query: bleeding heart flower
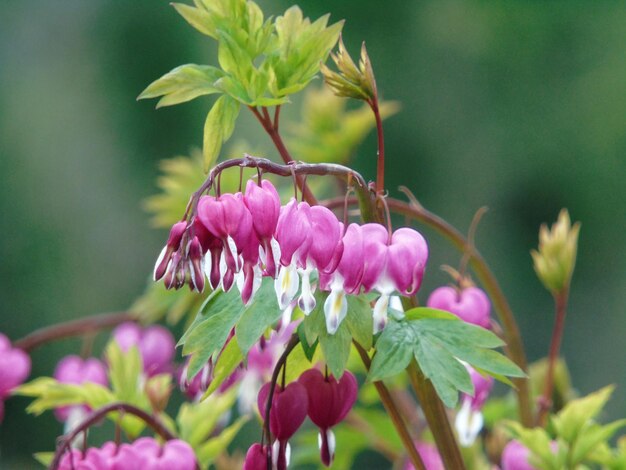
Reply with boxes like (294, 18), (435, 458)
(53, 355), (108, 422)
(153, 221), (187, 282)
(454, 365), (494, 447)
(258, 381), (309, 470)
(133, 437), (197, 470)
(243, 443), (271, 470)
(387, 227), (428, 297)
(427, 286), (491, 329)
(298, 369), (358, 466)
(112, 322), (175, 377)
(501, 440), (538, 470)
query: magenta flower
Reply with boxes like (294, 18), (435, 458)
(454, 365), (494, 446)
(244, 179), (281, 278)
(501, 440), (538, 470)
(387, 227), (429, 297)
(53, 355), (108, 422)
(0, 334), (31, 423)
(133, 437), (197, 470)
(320, 223), (365, 334)
(112, 322), (175, 377)
(298, 369), (358, 466)
(243, 443), (271, 470)
(258, 381), (309, 470)
(59, 442), (138, 470)
(427, 286), (491, 329)
(296, 206), (343, 314)
(274, 198), (313, 310)
(404, 442), (445, 470)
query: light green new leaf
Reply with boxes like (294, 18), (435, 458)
(571, 420), (626, 465)
(197, 416), (248, 467)
(138, 64), (224, 108)
(552, 385), (614, 443)
(33, 452), (54, 467)
(172, 3), (218, 39)
(203, 94), (240, 171)
(177, 388), (238, 447)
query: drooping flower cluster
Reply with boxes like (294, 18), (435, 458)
(0, 333), (31, 423)
(248, 369), (358, 469)
(58, 437), (197, 470)
(154, 179), (429, 334)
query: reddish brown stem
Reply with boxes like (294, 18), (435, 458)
(248, 106), (317, 205)
(353, 341), (426, 470)
(536, 290), (568, 426)
(14, 312), (134, 353)
(50, 402), (175, 470)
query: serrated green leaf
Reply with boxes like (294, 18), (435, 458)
(235, 278), (281, 353)
(202, 337), (243, 398)
(346, 294), (373, 350)
(202, 94), (240, 171)
(553, 385), (615, 444)
(368, 321), (414, 382)
(178, 387), (238, 447)
(138, 64), (224, 107)
(572, 420), (626, 465)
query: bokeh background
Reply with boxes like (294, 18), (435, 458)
(1, 0), (625, 467)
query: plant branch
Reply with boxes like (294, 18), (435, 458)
(50, 402), (175, 470)
(14, 312), (135, 353)
(407, 362), (466, 469)
(353, 341), (426, 470)
(263, 334), (300, 448)
(536, 289), (569, 426)
(248, 106), (317, 205)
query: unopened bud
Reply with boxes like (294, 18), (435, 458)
(531, 209), (580, 294)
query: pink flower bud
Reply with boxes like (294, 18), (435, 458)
(275, 198), (313, 267)
(243, 443), (271, 470)
(427, 286), (491, 329)
(153, 221), (187, 281)
(0, 334), (31, 399)
(186, 236), (205, 292)
(501, 440), (538, 470)
(298, 369), (358, 466)
(112, 323), (175, 377)
(53, 355), (108, 422)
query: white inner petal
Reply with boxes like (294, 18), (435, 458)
(372, 294), (390, 334)
(275, 263), (300, 310)
(324, 287), (348, 335)
(297, 267), (316, 314)
(454, 399), (484, 447)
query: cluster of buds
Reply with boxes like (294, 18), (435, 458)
(246, 368), (357, 469)
(0, 334), (31, 423)
(154, 178), (429, 334)
(58, 437), (197, 470)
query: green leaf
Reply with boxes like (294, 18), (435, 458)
(235, 278), (281, 353)
(138, 64), (224, 108)
(33, 452), (54, 467)
(297, 322), (318, 362)
(202, 94), (240, 171)
(553, 385), (615, 444)
(284, 342), (318, 383)
(345, 294), (373, 350)
(504, 421), (560, 470)
(197, 416), (248, 466)
(571, 420), (626, 465)
(177, 388), (238, 447)
(203, 336), (244, 397)
(368, 320), (415, 382)
(369, 312), (523, 407)
(172, 3), (218, 39)
(319, 320), (352, 379)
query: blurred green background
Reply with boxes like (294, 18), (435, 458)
(1, 0), (624, 467)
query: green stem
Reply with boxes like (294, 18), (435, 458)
(371, 100), (385, 194)
(354, 342), (426, 470)
(536, 289), (569, 426)
(407, 362), (466, 469)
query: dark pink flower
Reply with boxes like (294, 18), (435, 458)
(298, 369), (358, 466)
(404, 442), (444, 470)
(243, 443), (271, 470)
(427, 286), (491, 329)
(501, 440), (537, 470)
(0, 334), (31, 423)
(386, 228), (428, 297)
(258, 381), (309, 470)
(133, 437), (197, 470)
(244, 179), (281, 278)
(153, 221), (187, 282)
